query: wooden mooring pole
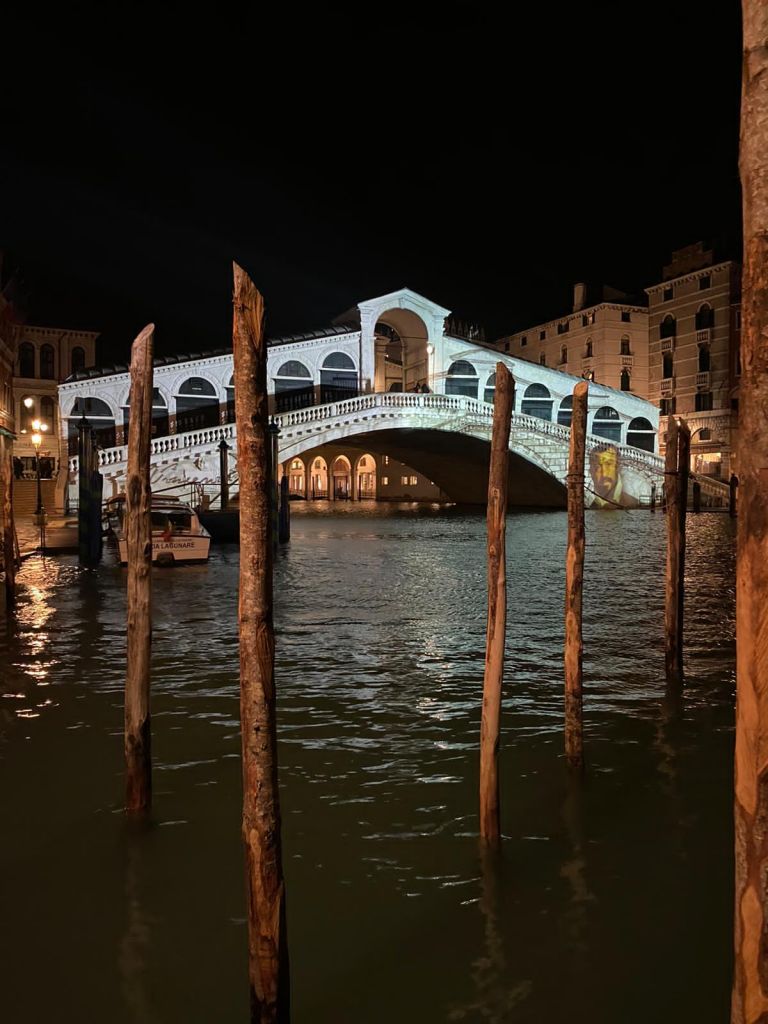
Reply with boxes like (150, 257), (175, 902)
(232, 263), (289, 1022)
(124, 324), (155, 813)
(1, 433), (15, 605)
(732, 5), (768, 1018)
(729, 473), (738, 518)
(664, 416), (690, 685)
(479, 363), (513, 845)
(279, 474), (290, 544)
(565, 381), (588, 769)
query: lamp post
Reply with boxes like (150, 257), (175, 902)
(31, 418), (49, 517)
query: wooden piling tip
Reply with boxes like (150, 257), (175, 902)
(131, 324), (155, 350)
(573, 380), (589, 398)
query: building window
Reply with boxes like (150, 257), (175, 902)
(557, 395), (573, 427)
(698, 345), (711, 372)
(584, 340), (593, 358)
(660, 315), (676, 339)
(627, 417), (656, 453)
(620, 369), (631, 391)
(620, 336), (631, 355)
(695, 391), (713, 411)
(695, 303), (715, 330)
(539, 353), (546, 366)
(484, 372), (497, 405)
(539, 330), (546, 341)
(40, 396), (55, 430)
(445, 360), (478, 398)
(559, 346), (567, 365)
(621, 311), (631, 323)
(400, 475), (409, 485)
(504, 341), (510, 353)
(521, 383), (553, 421)
(663, 286), (674, 302)
(520, 336), (527, 347)
(71, 347), (86, 374)
(662, 352), (674, 378)
(18, 342), (35, 378)
(592, 405), (622, 443)
(582, 311), (595, 327)
(557, 321), (569, 335)
(409, 476), (418, 486)
(660, 397), (676, 415)
(699, 274), (711, 290)
(383, 455), (389, 465)
(381, 476), (389, 486)
(40, 344), (55, 380)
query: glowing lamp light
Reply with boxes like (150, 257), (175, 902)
(31, 432), (42, 448)
(32, 419), (41, 431)
(426, 344), (434, 356)
(23, 396), (34, 409)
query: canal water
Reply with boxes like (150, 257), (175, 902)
(0, 506), (735, 1023)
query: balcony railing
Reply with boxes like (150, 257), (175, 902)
(621, 355), (634, 368)
(696, 328), (712, 344)
(661, 337), (675, 353)
(661, 377), (675, 395)
(696, 371), (711, 388)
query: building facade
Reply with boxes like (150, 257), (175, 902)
(14, 324), (99, 477)
(492, 284), (650, 398)
(645, 243), (741, 480)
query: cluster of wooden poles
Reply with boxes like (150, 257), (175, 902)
(478, 368), (699, 847)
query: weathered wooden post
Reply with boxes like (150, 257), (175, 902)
(89, 435), (103, 564)
(78, 414), (92, 563)
(479, 363), (513, 845)
(279, 474), (290, 544)
(268, 420), (280, 554)
(1, 434), (15, 605)
(124, 324), (155, 814)
(732, 6), (768, 1018)
(729, 473), (738, 518)
(692, 479), (701, 513)
(232, 263), (289, 1022)
(664, 416), (690, 684)
(650, 482), (656, 513)
(219, 438), (230, 510)
(564, 381), (588, 769)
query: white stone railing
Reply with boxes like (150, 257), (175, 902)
(69, 393), (663, 479)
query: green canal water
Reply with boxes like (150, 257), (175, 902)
(0, 505), (736, 1023)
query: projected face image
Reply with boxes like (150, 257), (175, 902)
(591, 446), (619, 498)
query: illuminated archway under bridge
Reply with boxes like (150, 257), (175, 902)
(69, 392), (669, 508)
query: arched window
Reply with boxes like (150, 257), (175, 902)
(592, 405), (622, 443)
(176, 377), (220, 432)
(483, 372), (496, 405)
(123, 387), (169, 440)
(18, 342), (35, 378)
(225, 375), (235, 423)
(320, 352), (358, 402)
(620, 369), (631, 391)
(557, 395), (573, 427)
(40, 396), (55, 430)
(627, 417), (656, 453)
(584, 339), (593, 358)
(521, 383), (552, 421)
(275, 360), (313, 412)
(71, 347), (86, 374)
(663, 352), (674, 379)
(560, 345), (568, 365)
(40, 344), (55, 380)
(695, 303), (715, 330)
(698, 345), (711, 372)
(445, 360), (479, 398)
(660, 315), (676, 339)
(67, 397), (116, 453)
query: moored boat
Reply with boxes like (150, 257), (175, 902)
(105, 494), (211, 565)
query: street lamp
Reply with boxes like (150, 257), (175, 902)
(31, 418), (49, 517)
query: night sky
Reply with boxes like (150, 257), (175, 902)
(0, 1), (743, 363)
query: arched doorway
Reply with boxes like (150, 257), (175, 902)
(355, 453), (377, 499)
(275, 359), (314, 412)
(122, 387), (170, 441)
(373, 308), (430, 393)
(287, 458), (306, 496)
(175, 377), (220, 432)
(67, 397), (116, 454)
(331, 455), (352, 499)
(321, 353), (358, 403)
(445, 360), (479, 398)
(309, 456), (328, 499)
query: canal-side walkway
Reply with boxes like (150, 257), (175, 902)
(15, 515), (79, 558)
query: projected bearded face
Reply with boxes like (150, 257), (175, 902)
(591, 446), (619, 497)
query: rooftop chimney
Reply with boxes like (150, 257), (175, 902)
(573, 282), (587, 313)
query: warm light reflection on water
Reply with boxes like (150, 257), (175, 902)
(0, 507), (736, 1023)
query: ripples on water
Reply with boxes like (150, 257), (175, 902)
(0, 505), (736, 1023)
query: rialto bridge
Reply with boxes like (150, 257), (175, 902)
(58, 287), (668, 509)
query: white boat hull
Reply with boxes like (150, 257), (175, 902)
(117, 534), (211, 564)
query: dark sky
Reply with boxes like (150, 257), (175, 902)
(0, 1), (743, 363)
